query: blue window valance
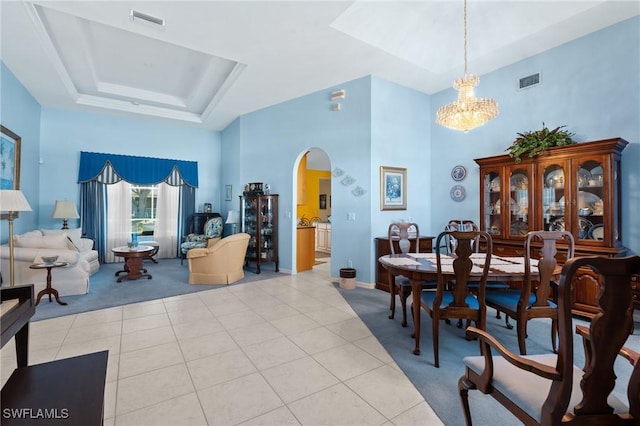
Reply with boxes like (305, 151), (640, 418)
(78, 152), (198, 187)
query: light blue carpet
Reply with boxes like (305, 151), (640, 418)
(32, 258), (283, 321)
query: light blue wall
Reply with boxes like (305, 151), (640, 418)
(430, 15), (640, 255)
(0, 63), (41, 238)
(370, 77), (431, 281)
(222, 76), (373, 277)
(38, 108), (222, 229)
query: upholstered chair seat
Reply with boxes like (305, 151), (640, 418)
(187, 233), (250, 285)
(180, 216), (223, 264)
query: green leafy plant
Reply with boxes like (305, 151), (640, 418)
(506, 123), (575, 163)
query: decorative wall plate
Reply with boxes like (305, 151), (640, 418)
(352, 186), (366, 196)
(451, 165), (466, 181)
(450, 185), (466, 202)
(341, 175), (355, 186)
(332, 167), (345, 177)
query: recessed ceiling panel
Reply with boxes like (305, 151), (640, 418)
(35, 4), (242, 116)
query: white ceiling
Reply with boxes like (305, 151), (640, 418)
(1, 1), (638, 131)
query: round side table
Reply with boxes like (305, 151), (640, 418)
(29, 261), (69, 306)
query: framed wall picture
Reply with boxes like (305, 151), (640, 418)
(380, 166), (407, 210)
(225, 185), (232, 201)
(1, 125), (21, 191)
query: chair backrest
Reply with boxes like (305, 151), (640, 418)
(388, 222), (419, 255)
(434, 230), (492, 308)
(444, 220), (480, 254)
(524, 230), (574, 307)
(545, 255), (640, 424)
(204, 217), (224, 238)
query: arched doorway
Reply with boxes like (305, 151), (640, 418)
(294, 148), (331, 273)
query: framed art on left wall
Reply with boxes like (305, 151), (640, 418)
(380, 166), (407, 210)
(1, 125), (21, 190)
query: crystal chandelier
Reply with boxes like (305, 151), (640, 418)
(436, 0), (498, 132)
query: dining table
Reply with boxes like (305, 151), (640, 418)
(379, 252), (551, 355)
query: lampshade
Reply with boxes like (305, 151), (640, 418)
(52, 200), (80, 219)
(226, 210), (239, 224)
(0, 190), (32, 213)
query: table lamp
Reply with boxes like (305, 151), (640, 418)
(52, 200), (79, 229)
(226, 210), (239, 235)
(0, 190), (32, 286)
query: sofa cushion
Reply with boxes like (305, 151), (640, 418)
(42, 228), (83, 250)
(14, 233), (68, 249)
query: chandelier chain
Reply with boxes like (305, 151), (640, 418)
(463, 0), (468, 75)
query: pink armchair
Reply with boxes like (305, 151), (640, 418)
(187, 233), (250, 285)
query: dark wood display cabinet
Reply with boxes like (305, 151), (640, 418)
(240, 194), (278, 274)
(475, 138), (629, 317)
(374, 235), (434, 292)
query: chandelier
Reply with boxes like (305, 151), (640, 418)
(436, 0), (498, 132)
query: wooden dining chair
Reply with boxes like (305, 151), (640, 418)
(459, 255), (640, 425)
(445, 220), (508, 328)
(484, 230), (574, 355)
(387, 222), (436, 327)
(418, 230), (492, 367)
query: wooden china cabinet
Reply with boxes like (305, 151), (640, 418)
(475, 138), (629, 316)
(240, 194), (279, 274)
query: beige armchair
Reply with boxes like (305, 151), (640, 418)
(187, 233), (250, 285)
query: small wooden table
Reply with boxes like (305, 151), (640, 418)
(111, 246), (153, 282)
(29, 262), (69, 306)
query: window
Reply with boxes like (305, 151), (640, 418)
(131, 185), (158, 235)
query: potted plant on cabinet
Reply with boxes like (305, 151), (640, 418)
(506, 123), (575, 163)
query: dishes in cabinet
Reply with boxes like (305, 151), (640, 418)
(577, 168), (592, 188)
(578, 218), (593, 239)
(550, 217), (565, 231)
(545, 169), (564, 189)
(510, 219), (528, 236)
(510, 173), (528, 190)
(588, 224), (604, 240)
(492, 198), (518, 214)
(489, 176), (500, 192)
(590, 166), (603, 175)
(559, 191), (602, 211)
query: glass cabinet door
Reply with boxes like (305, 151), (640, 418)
(574, 158), (605, 242)
(541, 162), (567, 232)
(508, 167), (530, 238)
(483, 169), (502, 236)
(260, 196), (277, 260)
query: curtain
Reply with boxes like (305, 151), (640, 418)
(154, 182), (180, 258)
(179, 185), (196, 245)
(105, 181), (132, 263)
(80, 181), (108, 263)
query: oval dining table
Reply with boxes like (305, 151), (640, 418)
(378, 253), (556, 356)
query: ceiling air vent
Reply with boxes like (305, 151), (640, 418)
(130, 10), (165, 28)
(519, 73), (540, 90)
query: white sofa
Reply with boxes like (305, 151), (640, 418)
(0, 228), (99, 296)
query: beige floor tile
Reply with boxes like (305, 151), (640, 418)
(227, 321), (284, 348)
(63, 320), (122, 344)
(288, 326), (348, 355)
(261, 356), (339, 403)
(29, 328), (68, 351)
(242, 336), (308, 370)
(251, 303), (302, 321)
(103, 379), (117, 421)
(288, 383), (386, 426)
(196, 287), (237, 305)
(116, 363), (194, 416)
(116, 392), (208, 426)
(353, 335), (395, 364)
(186, 347), (256, 390)
(345, 364), (425, 419)
(179, 329), (238, 362)
(122, 300), (167, 319)
(120, 325), (176, 353)
(172, 317), (225, 341)
(313, 342), (384, 381)
(167, 305), (215, 326)
(206, 298), (251, 316)
(122, 312), (170, 334)
(30, 315), (74, 334)
(57, 334), (121, 359)
(197, 372), (283, 425)
(390, 401), (445, 426)
(306, 306), (358, 326)
(118, 341), (184, 379)
(270, 314), (321, 336)
(163, 295), (207, 312)
(326, 317), (373, 341)
(215, 309), (265, 331)
(73, 306), (123, 326)
(238, 406), (301, 425)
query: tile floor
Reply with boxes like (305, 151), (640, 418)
(1, 262), (443, 426)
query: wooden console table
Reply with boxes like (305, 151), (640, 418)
(1, 284), (35, 368)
